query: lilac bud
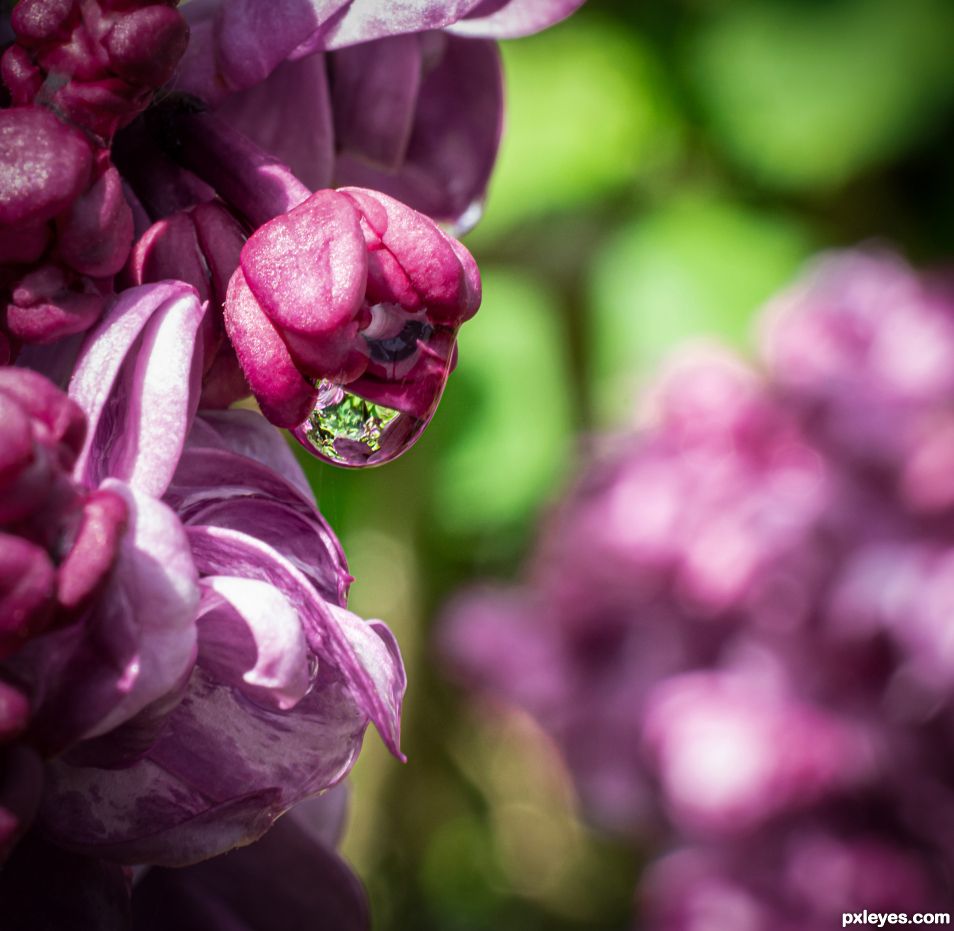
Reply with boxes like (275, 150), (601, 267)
(225, 186), (480, 465)
(0, 107), (92, 227)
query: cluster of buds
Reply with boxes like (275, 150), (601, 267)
(443, 251), (954, 927)
(1, 1), (189, 349)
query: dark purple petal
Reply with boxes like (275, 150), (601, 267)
(57, 164), (135, 278)
(0, 534), (55, 658)
(335, 35), (503, 227)
(41, 665), (363, 864)
(216, 52), (336, 192)
(21, 481), (198, 753)
(330, 35), (422, 169)
(132, 799), (369, 931)
(176, 0), (350, 102)
(0, 832), (131, 931)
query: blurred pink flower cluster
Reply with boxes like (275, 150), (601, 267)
(0, 0), (584, 925)
(443, 251), (954, 928)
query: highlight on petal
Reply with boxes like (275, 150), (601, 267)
(69, 282), (206, 497)
(197, 575), (311, 711)
(447, 0), (588, 37)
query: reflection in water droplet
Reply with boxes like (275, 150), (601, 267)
(293, 380), (429, 468)
(293, 305), (458, 468)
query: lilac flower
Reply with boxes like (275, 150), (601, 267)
(442, 250), (954, 921)
(0, 356), (199, 860)
(28, 282), (405, 866)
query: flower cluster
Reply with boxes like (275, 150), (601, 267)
(443, 251), (954, 928)
(0, 0), (585, 923)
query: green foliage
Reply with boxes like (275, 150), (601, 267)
(432, 267), (574, 534)
(686, 0), (954, 190)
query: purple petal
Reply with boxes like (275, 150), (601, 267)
(446, 0), (587, 37)
(197, 575), (311, 711)
(186, 524), (404, 758)
(168, 444), (351, 605)
(216, 52), (336, 192)
(330, 35), (422, 169)
(41, 665), (364, 865)
(188, 409), (312, 498)
(318, 0), (484, 49)
(335, 35), (503, 226)
(177, 0), (350, 102)
(69, 282), (206, 497)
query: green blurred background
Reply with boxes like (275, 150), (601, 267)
(294, 1), (954, 927)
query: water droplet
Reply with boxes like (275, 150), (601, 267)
(293, 304), (458, 467)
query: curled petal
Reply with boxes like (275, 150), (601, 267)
(187, 408), (312, 498)
(69, 282), (206, 497)
(186, 524), (405, 758)
(197, 575), (311, 711)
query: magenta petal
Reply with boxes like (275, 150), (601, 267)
(55, 488), (128, 612)
(69, 282), (206, 497)
(222, 268), (319, 427)
(447, 0), (587, 37)
(216, 52), (336, 192)
(56, 165), (134, 278)
(0, 107), (92, 226)
(341, 187), (481, 321)
(239, 189), (367, 337)
(197, 575), (311, 711)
